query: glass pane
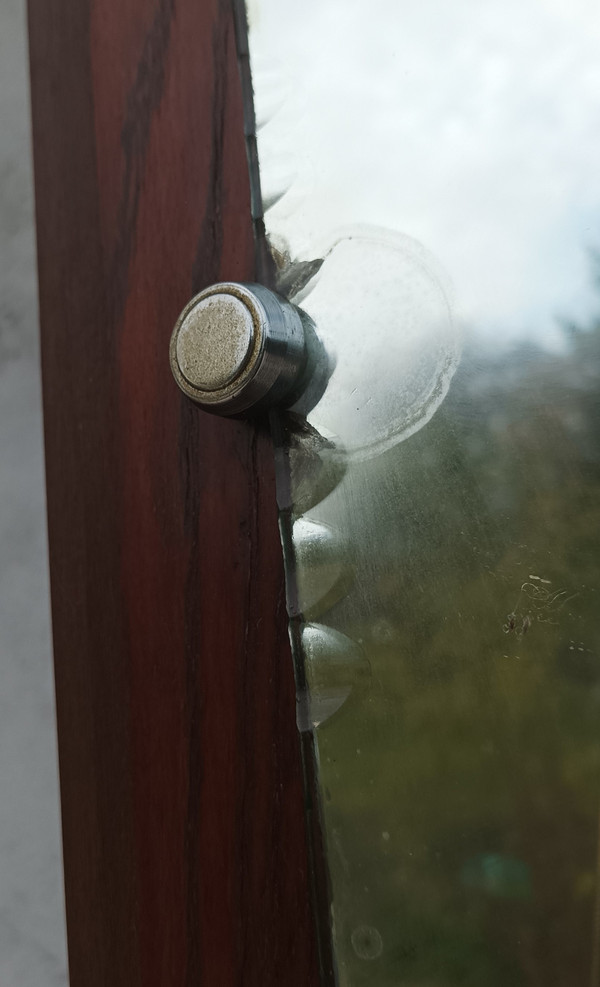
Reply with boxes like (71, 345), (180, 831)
(248, 2), (600, 984)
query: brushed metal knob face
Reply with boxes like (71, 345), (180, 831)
(175, 292), (255, 392)
(170, 282), (307, 415)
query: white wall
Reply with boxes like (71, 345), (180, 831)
(0, 1), (68, 983)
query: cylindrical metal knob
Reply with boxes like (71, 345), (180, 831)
(169, 282), (307, 415)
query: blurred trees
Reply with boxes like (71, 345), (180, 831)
(311, 312), (600, 986)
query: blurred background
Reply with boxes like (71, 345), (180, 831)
(251, 0), (600, 981)
(0, 0), (68, 982)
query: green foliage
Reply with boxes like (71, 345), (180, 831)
(311, 318), (600, 985)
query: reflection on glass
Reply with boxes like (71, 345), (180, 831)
(248, 1), (600, 984)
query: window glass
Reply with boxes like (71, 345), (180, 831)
(249, 3), (600, 983)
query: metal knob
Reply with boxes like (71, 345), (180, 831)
(169, 282), (307, 415)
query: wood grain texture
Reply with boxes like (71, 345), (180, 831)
(27, 0), (322, 983)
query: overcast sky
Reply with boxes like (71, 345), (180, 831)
(250, 0), (600, 347)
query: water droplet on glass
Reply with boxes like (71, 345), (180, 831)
(351, 924), (383, 960)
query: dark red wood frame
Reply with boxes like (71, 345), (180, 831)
(28, 0), (323, 983)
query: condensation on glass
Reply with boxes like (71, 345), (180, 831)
(247, 1), (600, 984)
